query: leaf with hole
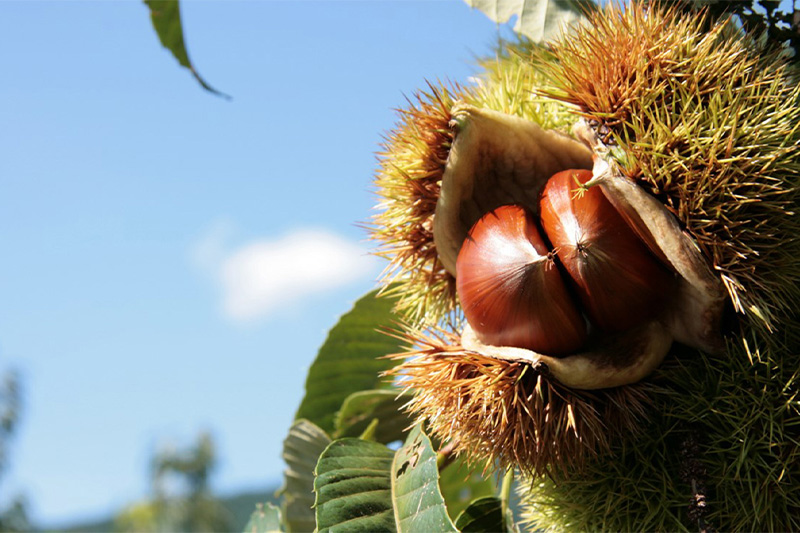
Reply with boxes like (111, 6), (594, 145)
(392, 425), (458, 532)
(312, 426), (457, 533)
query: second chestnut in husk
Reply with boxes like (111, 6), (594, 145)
(456, 168), (677, 356)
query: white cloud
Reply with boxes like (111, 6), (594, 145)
(193, 225), (378, 322)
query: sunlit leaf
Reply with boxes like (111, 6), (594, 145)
(294, 290), (402, 434)
(392, 425), (458, 532)
(143, 0), (229, 98)
(463, 0), (594, 42)
(280, 420), (331, 533)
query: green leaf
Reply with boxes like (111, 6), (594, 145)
(392, 426), (458, 533)
(454, 497), (505, 532)
(281, 420), (331, 533)
(312, 427), (457, 533)
(463, 0), (595, 42)
(439, 457), (497, 520)
(244, 502), (283, 533)
(294, 290), (402, 434)
(334, 390), (413, 443)
(314, 439), (396, 533)
(143, 0), (229, 98)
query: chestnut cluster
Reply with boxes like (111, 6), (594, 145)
(456, 169), (676, 356)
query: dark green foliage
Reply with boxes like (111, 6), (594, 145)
(670, 0), (800, 61)
(281, 289), (501, 532)
(313, 439), (396, 533)
(455, 497), (505, 533)
(438, 458), (497, 521)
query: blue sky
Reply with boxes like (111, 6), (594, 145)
(0, 0), (510, 526)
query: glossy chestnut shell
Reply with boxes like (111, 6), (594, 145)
(456, 205), (588, 355)
(456, 168), (679, 358)
(540, 169), (676, 333)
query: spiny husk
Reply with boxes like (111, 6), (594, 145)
(371, 46), (575, 326)
(386, 324), (657, 476)
(535, 2), (800, 333)
(520, 323), (800, 532)
(514, 4), (800, 530)
(371, 83), (466, 325)
(375, 4), (800, 529)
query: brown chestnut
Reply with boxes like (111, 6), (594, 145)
(456, 205), (588, 355)
(539, 169), (675, 333)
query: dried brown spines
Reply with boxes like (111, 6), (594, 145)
(371, 83), (468, 324)
(385, 324), (654, 476)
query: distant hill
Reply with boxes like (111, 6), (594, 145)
(221, 488), (281, 531)
(52, 487), (280, 533)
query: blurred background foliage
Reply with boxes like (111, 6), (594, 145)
(0, 370), (29, 532)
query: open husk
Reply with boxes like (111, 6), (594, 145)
(429, 105), (725, 390)
(375, 4), (800, 526)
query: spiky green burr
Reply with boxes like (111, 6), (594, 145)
(536, 3), (800, 334)
(372, 2), (800, 530)
(370, 48), (575, 326)
(518, 3), (800, 530)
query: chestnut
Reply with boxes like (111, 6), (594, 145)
(456, 204), (588, 355)
(539, 169), (676, 332)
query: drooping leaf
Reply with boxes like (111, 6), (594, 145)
(243, 502), (283, 533)
(454, 497), (505, 532)
(314, 438), (396, 533)
(334, 389), (413, 443)
(439, 456), (497, 520)
(392, 425), (458, 533)
(463, 0), (595, 42)
(294, 290), (402, 434)
(143, 0), (229, 98)
(280, 420), (331, 533)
